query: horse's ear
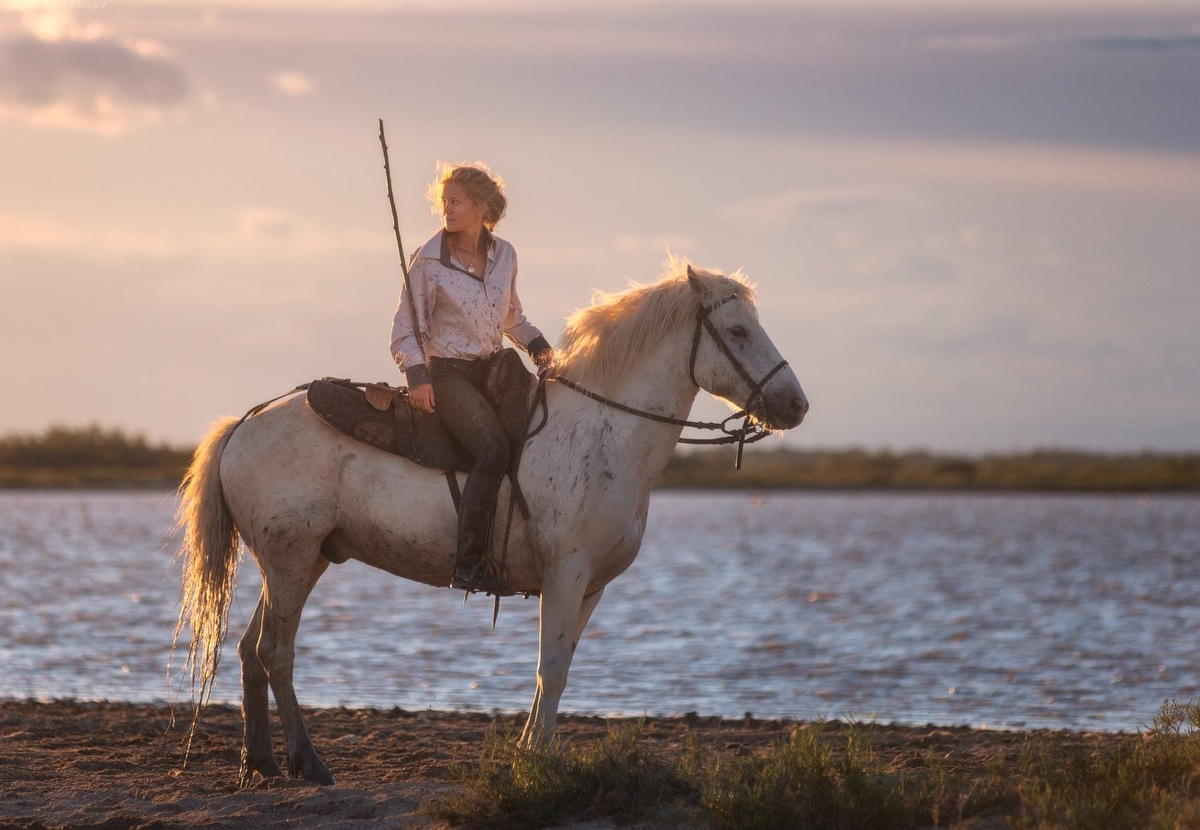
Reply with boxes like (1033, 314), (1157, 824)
(686, 265), (704, 293)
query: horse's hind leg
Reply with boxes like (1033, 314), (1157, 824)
(237, 593), (283, 786)
(257, 550), (334, 784)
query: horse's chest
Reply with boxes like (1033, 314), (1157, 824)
(582, 509), (647, 586)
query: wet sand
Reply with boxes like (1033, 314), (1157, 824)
(0, 699), (1129, 828)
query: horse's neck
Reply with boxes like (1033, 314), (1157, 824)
(601, 337), (698, 436)
(545, 334), (697, 495)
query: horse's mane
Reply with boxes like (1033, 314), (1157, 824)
(552, 255), (757, 392)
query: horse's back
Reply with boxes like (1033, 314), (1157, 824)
(220, 394), (462, 586)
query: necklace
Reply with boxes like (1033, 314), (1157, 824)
(454, 235), (480, 273)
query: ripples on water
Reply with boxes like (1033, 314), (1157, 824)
(1, 490), (1197, 731)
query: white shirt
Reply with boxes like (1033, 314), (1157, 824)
(390, 229), (546, 386)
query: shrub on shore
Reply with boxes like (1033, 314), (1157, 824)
(435, 719), (931, 828)
(432, 700), (1200, 829)
(693, 720), (913, 829)
(1009, 699), (1200, 829)
(435, 722), (688, 827)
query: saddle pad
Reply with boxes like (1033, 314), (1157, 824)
(305, 349), (537, 475)
(307, 378), (476, 472)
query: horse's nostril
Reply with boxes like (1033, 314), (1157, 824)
(791, 396), (809, 417)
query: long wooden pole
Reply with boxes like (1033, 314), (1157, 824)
(378, 119), (424, 360)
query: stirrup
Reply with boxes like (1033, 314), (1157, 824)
(451, 559), (505, 594)
(450, 559), (480, 591)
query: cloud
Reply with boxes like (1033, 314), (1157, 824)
(0, 211), (182, 259)
(880, 250), (960, 287)
(227, 208), (390, 259)
(781, 141), (1200, 196)
(925, 32), (1050, 52)
(871, 302), (1034, 356)
(1078, 31), (1200, 51)
(720, 185), (918, 226)
(270, 70), (317, 97)
(0, 10), (188, 134)
(927, 22), (1200, 54)
(237, 208), (300, 240)
(612, 232), (697, 255)
(0, 208), (385, 262)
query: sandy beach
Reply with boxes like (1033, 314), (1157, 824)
(0, 699), (1134, 829)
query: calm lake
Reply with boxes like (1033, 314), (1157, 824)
(1, 490), (1197, 732)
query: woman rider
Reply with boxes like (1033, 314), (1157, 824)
(390, 162), (553, 591)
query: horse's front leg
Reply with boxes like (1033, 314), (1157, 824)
(520, 574), (601, 748)
(522, 586), (604, 746)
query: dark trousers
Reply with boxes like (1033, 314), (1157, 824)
(428, 356), (510, 478)
(429, 356), (508, 575)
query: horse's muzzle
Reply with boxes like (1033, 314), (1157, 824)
(759, 389), (808, 430)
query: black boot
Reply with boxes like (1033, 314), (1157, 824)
(451, 472), (503, 592)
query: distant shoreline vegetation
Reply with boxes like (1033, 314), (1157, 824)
(661, 445), (1200, 492)
(0, 425), (191, 489)
(1, 425), (1198, 492)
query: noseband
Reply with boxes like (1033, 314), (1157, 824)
(542, 290), (789, 470)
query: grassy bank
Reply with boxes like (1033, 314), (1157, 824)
(0, 425), (191, 489)
(2, 699), (1196, 829)
(434, 700), (1200, 829)
(661, 446), (1200, 492)
(2, 425), (1198, 491)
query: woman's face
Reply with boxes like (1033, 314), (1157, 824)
(441, 182), (484, 234)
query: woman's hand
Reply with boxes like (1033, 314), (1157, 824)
(534, 348), (555, 372)
(410, 383), (436, 414)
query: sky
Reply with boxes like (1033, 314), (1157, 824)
(1, 0), (1198, 452)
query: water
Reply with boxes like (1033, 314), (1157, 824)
(1, 490), (1197, 732)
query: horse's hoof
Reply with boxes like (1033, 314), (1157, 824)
(290, 754), (336, 786)
(307, 767), (336, 786)
(300, 763), (335, 786)
(238, 758), (284, 789)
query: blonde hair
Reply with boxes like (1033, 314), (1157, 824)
(428, 160), (507, 230)
(554, 255), (757, 392)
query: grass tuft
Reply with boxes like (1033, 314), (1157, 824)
(1009, 699), (1200, 830)
(694, 719), (915, 830)
(432, 720), (688, 828)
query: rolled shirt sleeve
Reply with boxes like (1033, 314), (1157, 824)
(390, 251), (432, 387)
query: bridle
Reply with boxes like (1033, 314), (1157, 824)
(541, 274), (790, 470)
(688, 292), (791, 417)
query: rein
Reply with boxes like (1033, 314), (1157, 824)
(543, 292), (789, 470)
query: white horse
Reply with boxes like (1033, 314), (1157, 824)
(174, 260), (808, 785)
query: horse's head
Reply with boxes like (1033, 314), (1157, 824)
(685, 265), (808, 430)
(553, 261), (809, 431)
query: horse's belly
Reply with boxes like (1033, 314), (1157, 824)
(355, 552), (451, 589)
(334, 462), (461, 585)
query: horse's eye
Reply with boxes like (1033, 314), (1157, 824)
(730, 325), (749, 339)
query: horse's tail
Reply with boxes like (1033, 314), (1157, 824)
(170, 415), (242, 759)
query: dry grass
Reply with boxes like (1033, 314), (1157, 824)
(434, 701), (1200, 829)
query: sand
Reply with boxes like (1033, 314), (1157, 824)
(0, 699), (1129, 829)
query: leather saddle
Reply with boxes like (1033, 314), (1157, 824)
(306, 348), (538, 484)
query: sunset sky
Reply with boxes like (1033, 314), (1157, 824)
(2, 0), (1198, 452)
